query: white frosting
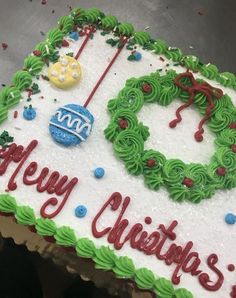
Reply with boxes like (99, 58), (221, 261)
(0, 31), (235, 298)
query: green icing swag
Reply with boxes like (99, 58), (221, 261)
(0, 193), (193, 298)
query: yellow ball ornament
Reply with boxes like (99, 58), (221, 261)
(48, 56), (82, 89)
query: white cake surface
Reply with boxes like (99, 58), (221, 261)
(0, 30), (235, 298)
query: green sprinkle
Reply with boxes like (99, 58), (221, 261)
(66, 52), (74, 57)
(127, 54), (135, 61)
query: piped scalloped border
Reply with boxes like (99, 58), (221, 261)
(0, 193), (193, 298)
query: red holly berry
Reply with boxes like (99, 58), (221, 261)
(33, 50), (42, 57)
(231, 144), (236, 153)
(62, 39), (69, 47)
(216, 167), (226, 176)
(183, 177), (194, 187)
(146, 159), (156, 168)
(142, 83), (152, 93)
(229, 122), (236, 129)
(119, 119), (128, 129)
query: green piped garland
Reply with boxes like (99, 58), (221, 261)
(104, 70), (236, 203)
(0, 193), (193, 298)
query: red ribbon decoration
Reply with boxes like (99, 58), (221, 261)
(169, 71), (224, 142)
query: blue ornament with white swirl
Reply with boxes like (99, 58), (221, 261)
(49, 104), (94, 147)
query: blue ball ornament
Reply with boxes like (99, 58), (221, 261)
(23, 105), (36, 120)
(75, 205), (87, 218)
(94, 167), (105, 179)
(49, 104), (94, 147)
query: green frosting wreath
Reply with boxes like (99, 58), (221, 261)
(104, 70), (236, 203)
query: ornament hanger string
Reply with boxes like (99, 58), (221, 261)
(74, 27), (128, 109)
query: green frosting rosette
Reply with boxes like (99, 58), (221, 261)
(181, 55), (200, 71)
(0, 105), (8, 123)
(47, 27), (64, 47)
(142, 149), (166, 175)
(165, 47), (183, 62)
(134, 268), (156, 290)
(211, 94), (234, 116)
(12, 70), (32, 91)
(35, 41), (54, 58)
(163, 159), (186, 185)
(217, 72), (236, 88)
(158, 87), (175, 106)
(151, 39), (168, 54)
(104, 108), (139, 142)
(113, 129), (144, 161)
(153, 277), (175, 298)
(200, 63), (219, 80)
(35, 218), (57, 236)
(126, 75), (161, 103)
(133, 31), (150, 46)
(83, 7), (102, 23)
(70, 7), (86, 24)
(208, 107), (236, 133)
(54, 226), (77, 247)
(215, 128), (236, 147)
(24, 56), (44, 75)
(168, 184), (190, 202)
(76, 238), (96, 258)
(184, 163), (210, 186)
(0, 86), (21, 107)
(213, 146), (236, 169)
(93, 246), (117, 270)
(113, 256), (135, 279)
(125, 155), (143, 176)
(58, 16), (74, 34)
(174, 288), (194, 298)
(117, 23), (134, 37)
(117, 86), (144, 113)
(144, 173), (164, 190)
(15, 206), (36, 226)
(101, 15), (118, 30)
(0, 194), (17, 213)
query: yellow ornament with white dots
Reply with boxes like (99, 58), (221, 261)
(48, 55), (82, 89)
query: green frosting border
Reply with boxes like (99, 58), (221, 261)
(0, 6), (235, 297)
(0, 193), (193, 298)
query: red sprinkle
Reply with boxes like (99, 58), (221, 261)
(229, 122), (236, 129)
(40, 96), (44, 99)
(5, 189), (9, 192)
(216, 167), (226, 176)
(159, 56), (165, 62)
(146, 159), (156, 168)
(62, 39), (69, 47)
(231, 144), (236, 153)
(119, 119), (128, 129)
(198, 10), (204, 16)
(183, 177), (194, 188)
(1, 43), (8, 50)
(41, 0), (47, 4)
(33, 50), (41, 57)
(13, 111), (18, 119)
(142, 83), (152, 93)
(228, 264), (235, 272)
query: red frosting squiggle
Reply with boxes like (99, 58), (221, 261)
(92, 192), (224, 292)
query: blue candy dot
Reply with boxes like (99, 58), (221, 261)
(94, 167), (105, 179)
(225, 213), (236, 225)
(69, 31), (79, 41)
(134, 52), (142, 61)
(23, 106), (36, 120)
(75, 205), (87, 218)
